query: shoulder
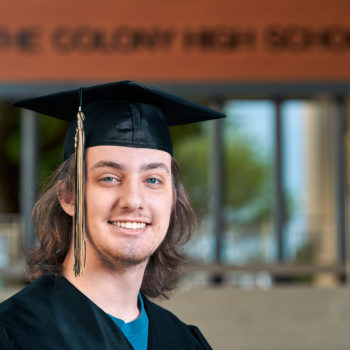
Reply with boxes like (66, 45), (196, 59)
(143, 296), (212, 349)
(0, 274), (134, 349)
(143, 296), (191, 333)
(0, 274), (56, 317)
(0, 274), (60, 349)
(143, 296), (184, 324)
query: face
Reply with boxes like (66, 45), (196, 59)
(76, 145), (173, 270)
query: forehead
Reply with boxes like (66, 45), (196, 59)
(86, 145), (172, 169)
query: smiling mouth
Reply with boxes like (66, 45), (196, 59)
(109, 221), (148, 230)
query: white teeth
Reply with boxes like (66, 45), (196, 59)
(111, 221), (147, 229)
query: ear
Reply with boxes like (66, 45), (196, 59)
(57, 183), (75, 217)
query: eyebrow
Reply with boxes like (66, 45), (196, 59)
(90, 160), (170, 174)
(90, 161), (125, 171)
(140, 162), (170, 174)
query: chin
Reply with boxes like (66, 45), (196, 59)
(94, 245), (154, 270)
(86, 230), (161, 270)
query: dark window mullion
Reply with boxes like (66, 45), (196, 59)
(274, 98), (285, 263)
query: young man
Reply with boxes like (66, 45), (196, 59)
(0, 81), (225, 349)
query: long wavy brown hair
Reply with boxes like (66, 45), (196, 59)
(27, 154), (196, 298)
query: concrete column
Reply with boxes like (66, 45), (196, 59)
(304, 98), (337, 286)
(344, 97), (350, 285)
(20, 109), (38, 248)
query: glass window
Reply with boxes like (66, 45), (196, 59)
(222, 101), (275, 264)
(171, 120), (214, 262)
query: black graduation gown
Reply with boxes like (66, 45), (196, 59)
(0, 274), (212, 349)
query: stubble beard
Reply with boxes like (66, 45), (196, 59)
(85, 230), (158, 271)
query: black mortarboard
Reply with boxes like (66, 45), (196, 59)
(13, 80), (225, 158)
(13, 80), (225, 277)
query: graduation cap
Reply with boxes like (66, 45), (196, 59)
(13, 80), (226, 276)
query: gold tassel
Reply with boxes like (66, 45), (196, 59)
(73, 106), (86, 277)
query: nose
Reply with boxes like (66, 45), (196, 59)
(117, 178), (144, 211)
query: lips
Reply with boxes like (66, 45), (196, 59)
(109, 221), (147, 229)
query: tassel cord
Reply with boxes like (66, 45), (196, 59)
(73, 110), (86, 277)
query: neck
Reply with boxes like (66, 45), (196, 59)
(62, 246), (147, 323)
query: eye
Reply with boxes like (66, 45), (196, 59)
(145, 177), (160, 185)
(100, 176), (117, 183)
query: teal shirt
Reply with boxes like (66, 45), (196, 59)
(108, 294), (149, 350)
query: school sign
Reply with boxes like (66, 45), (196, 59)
(1, 0), (350, 82)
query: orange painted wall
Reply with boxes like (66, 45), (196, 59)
(1, 0), (350, 82)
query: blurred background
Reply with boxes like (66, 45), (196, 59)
(1, 0), (350, 349)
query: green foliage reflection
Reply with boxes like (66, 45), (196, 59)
(171, 121), (271, 226)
